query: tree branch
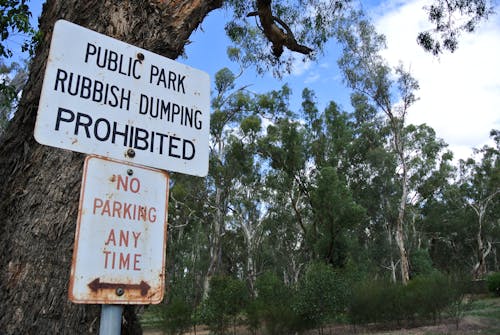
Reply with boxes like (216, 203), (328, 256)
(248, 0), (313, 58)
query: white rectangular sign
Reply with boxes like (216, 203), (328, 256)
(69, 156), (169, 304)
(35, 20), (210, 176)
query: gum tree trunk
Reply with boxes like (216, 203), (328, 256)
(0, 0), (221, 333)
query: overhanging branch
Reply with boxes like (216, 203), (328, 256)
(247, 0), (313, 58)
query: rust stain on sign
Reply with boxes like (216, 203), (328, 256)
(88, 278), (151, 296)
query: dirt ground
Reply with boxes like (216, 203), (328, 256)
(144, 315), (499, 335)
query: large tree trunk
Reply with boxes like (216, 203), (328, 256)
(0, 0), (221, 333)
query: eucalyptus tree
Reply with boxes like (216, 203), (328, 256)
(336, 13), (416, 283)
(223, 112), (268, 295)
(204, 67), (256, 297)
(421, 131), (499, 277)
(336, 11), (456, 283)
(458, 130), (499, 278)
(421, 181), (476, 275)
(259, 88), (366, 272)
(347, 92), (400, 281)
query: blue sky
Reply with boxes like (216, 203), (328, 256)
(21, 1), (500, 161)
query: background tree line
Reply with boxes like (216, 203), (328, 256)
(154, 13), (499, 331)
(153, 58), (499, 332)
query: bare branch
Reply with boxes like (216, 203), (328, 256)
(248, 0), (313, 58)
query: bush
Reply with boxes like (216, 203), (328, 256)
(405, 272), (452, 323)
(349, 273), (465, 326)
(410, 249), (436, 276)
(487, 272), (500, 296)
(254, 272), (299, 335)
(201, 275), (249, 335)
(348, 280), (404, 325)
(295, 263), (350, 329)
(158, 298), (193, 335)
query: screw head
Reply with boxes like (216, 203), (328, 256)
(116, 287), (124, 296)
(127, 169), (134, 176)
(126, 148), (135, 158)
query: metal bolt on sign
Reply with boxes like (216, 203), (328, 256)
(115, 287), (124, 296)
(126, 149), (135, 158)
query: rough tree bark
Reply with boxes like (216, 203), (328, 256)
(0, 0), (221, 333)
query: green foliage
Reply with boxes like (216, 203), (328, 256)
(405, 273), (458, 322)
(348, 273), (465, 326)
(254, 272), (299, 335)
(417, 0), (494, 55)
(214, 67), (236, 93)
(0, 0), (34, 134)
(349, 280), (403, 325)
(201, 275), (249, 335)
(0, 0), (34, 58)
(487, 272), (500, 296)
(156, 298), (193, 335)
(240, 115), (261, 136)
(295, 263), (350, 328)
(410, 249), (436, 277)
(310, 167), (365, 266)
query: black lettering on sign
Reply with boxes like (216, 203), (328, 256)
(85, 43), (142, 79)
(138, 93), (203, 129)
(54, 107), (197, 160)
(149, 64), (186, 94)
(53, 68), (131, 111)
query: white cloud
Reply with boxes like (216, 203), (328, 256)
(290, 55), (313, 76)
(374, 0), (500, 161)
(304, 72), (321, 84)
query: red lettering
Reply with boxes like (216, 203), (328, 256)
(104, 229), (116, 246)
(130, 178), (140, 193)
(103, 250), (111, 268)
(116, 174), (128, 191)
(138, 206), (146, 221)
(93, 197), (103, 214)
(116, 175), (140, 193)
(132, 231), (141, 248)
(103, 251), (141, 270)
(112, 201), (122, 218)
(119, 230), (129, 247)
(119, 253), (130, 269)
(134, 254), (141, 271)
(123, 202), (132, 219)
(103, 249), (116, 269)
(148, 207), (157, 222)
(102, 200), (111, 216)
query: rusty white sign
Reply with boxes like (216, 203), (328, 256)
(34, 20), (210, 176)
(69, 155), (169, 304)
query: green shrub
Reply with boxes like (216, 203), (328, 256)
(201, 275), (249, 335)
(158, 298), (193, 335)
(349, 273), (464, 326)
(410, 249), (436, 276)
(295, 262), (351, 329)
(349, 280), (404, 325)
(487, 272), (500, 296)
(254, 272), (299, 335)
(405, 273), (451, 323)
